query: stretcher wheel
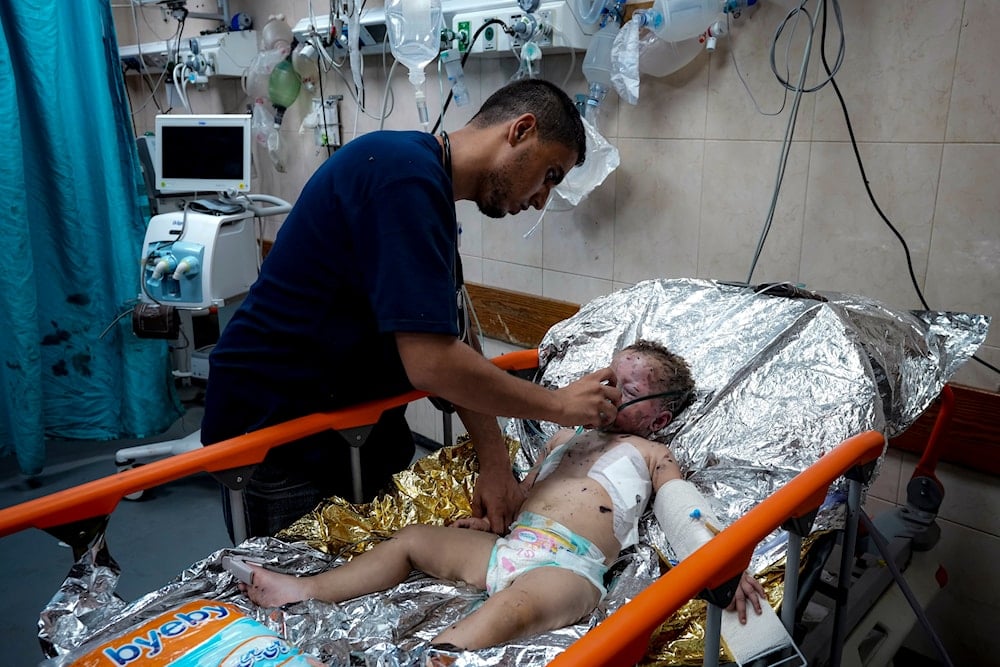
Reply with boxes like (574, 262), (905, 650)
(115, 460), (146, 501)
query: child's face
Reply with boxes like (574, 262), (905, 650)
(606, 351), (672, 436)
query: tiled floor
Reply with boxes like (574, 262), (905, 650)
(0, 401), (232, 666)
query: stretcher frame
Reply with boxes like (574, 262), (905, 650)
(0, 349), (953, 667)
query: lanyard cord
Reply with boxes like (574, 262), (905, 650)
(440, 130), (452, 179)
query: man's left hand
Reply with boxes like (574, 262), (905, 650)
(470, 466), (525, 534)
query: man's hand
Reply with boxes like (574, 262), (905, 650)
(450, 516), (491, 531)
(554, 367), (621, 429)
(470, 466), (525, 534)
(727, 571), (766, 623)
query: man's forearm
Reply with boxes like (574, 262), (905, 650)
(455, 406), (509, 471)
(398, 333), (562, 421)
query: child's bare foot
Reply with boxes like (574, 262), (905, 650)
(425, 653), (456, 667)
(424, 643), (461, 667)
(239, 564), (312, 608)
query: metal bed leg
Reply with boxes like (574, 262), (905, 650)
(782, 531), (803, 635)
(859, 512), (955, 667)
(230, 488), (247, 545)
(703, 603), (722, 667)
(342, 425), (374, 504)
(830, 477), (863, 667)
(350, 447), (364, 503)
(442, 411), (453, 448)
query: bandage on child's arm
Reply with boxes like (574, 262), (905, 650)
(653, 479), (723, 560)
(689, 507), (721, 535)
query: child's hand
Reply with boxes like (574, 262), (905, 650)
(449, 516), (492, 532)
(727, 571), (766, 623)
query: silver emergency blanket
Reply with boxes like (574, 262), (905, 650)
(39, 278), (988, 665)
(513, 279), (988, 571)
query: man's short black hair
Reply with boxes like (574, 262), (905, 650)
(469, 79), (586, 167)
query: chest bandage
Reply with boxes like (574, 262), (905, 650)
(587, 442), (652, 548)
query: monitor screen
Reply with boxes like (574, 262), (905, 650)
(154, 114), (252, 194)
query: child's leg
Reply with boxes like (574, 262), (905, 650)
(242, 524), (497, 608)
(431, 566), (601, 650)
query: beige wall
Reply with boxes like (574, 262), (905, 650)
(114, 0), (998, 662)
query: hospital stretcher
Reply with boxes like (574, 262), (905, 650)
(0, 349), (955, 666)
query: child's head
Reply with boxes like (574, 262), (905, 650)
(607, 339), (694, 437)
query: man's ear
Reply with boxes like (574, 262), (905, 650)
(651, 410), (673, 433)
(506, 113), (537, 146)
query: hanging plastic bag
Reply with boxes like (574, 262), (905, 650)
(251, 101), (287, 174)
(610, 18), (641, 105)
(553, 114), (620, 206)
(245, 47), (287, 104)
(251, 101), (275, 146)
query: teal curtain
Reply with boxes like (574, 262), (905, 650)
(0, 1), (179, 477)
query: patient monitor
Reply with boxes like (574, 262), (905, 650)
(137, 113), (291, 376)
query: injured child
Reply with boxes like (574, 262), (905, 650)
(240, 340), (765, 654)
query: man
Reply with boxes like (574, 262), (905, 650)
(202, 79), (621, 541)
(238, 340), (765, 652)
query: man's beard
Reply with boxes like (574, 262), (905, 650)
(477, 149), (532, 219)
(477, 169), (508, 219)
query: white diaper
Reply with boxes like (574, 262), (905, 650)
(486, 511), (608, 598)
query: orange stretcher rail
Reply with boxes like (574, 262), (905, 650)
(548, 429), (887, 667)
(0, 349), (541, 539)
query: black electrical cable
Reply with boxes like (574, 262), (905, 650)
(173, 16), (187, 69)
(431, 18), (509, 134)
(818, 0), (999, 377)
(617, 389), (692, 414)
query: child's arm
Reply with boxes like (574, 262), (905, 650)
(652, 471), (765, 624)
(649, 443), (683, 491)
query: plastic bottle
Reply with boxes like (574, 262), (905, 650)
(582, 21), (620, 107)
(634, 0), (755, 43)
(291, 42), (321, 91)
(386, 0), (444, 130)
(385, 0), (443, 79)
(268, 58), (301, 126)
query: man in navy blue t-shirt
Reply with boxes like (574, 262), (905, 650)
(202, 79), (622, 540)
